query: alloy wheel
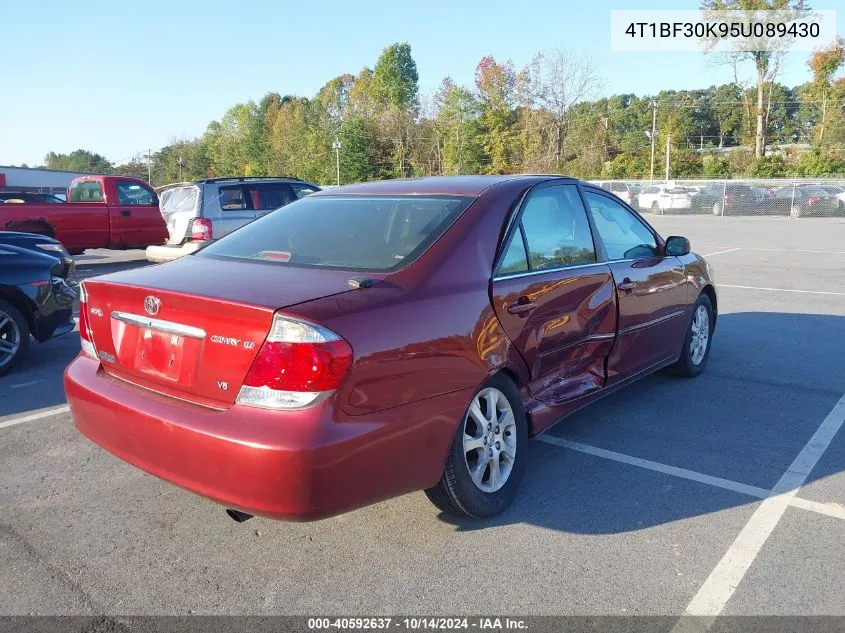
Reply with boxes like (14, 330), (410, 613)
(690, 305), (710, 366)
(462, 387), (517, 493)
(0, 310), (21, 370)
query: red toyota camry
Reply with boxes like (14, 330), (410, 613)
(65, 176), (717, 521)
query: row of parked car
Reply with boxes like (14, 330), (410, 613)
(591, 181), (845, 218)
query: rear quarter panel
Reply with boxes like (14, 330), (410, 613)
(290, 180), (536, 417)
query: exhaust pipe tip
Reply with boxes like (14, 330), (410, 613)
(226, 508), (253, 523)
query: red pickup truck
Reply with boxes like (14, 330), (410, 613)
(1, 175), (166, 254)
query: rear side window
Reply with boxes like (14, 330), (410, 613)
(518, 185), (596, 270)
(292, 183), (319, 199)
(197, 195), (472, 272)
(69, 180), (104, 202)
(246, 183), (295, 211)
(219, 186), (247, 210)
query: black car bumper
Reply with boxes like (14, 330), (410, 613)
(32, 278), (77, 342)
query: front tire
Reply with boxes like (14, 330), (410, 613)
(669, 293), (713, 378)
(651, 201), (662, 215)
(0, 300), (30, 376)
(790, 204), (803, 218)
(712, 202), (723, 216)
(425, 374), (528, 518)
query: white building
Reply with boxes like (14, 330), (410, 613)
(0, 165), (105, 197)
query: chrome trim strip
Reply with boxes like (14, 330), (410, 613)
(111, 311), (206, 339)
(104, 370), (225, 411)
(493, 261), (610, 281)
(618, 309), (686, 336)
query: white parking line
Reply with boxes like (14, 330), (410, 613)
(537, 434), (845, 523)
(9, 379), (44, 389)
(720, 284), (845, 297)
(790, 497), (845, 522)
(537, 435), (770, 499)
(0, 405), (70, 430)
(703, 248), (741, 257)
(681, 392), (845, 619)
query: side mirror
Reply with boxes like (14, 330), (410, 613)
(665, 236), (690, 256)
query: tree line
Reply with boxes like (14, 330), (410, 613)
(40, 36), (845, 185)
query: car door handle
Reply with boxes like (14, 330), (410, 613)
(617, 279), (636, 293)
(507, 299), (536, 315)
(120, 210), (131, 217)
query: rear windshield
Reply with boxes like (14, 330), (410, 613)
(196, 195), (472, 272)
(159, 186), (199, 219)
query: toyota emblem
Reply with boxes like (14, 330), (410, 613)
(144, 296), (161, 316)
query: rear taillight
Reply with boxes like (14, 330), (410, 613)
(78, 282), (97, 358)
(191, 217), (213, 241)
(809, 196), (821, 205)
(236, 315), (353, 410)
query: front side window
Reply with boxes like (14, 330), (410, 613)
(518, 185), (596, 270)
(116, 181), (157, 206)
(584, 191), (659, 260)
(197, 195), (472, 272)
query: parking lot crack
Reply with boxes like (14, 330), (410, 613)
(0, 521), (102, 614)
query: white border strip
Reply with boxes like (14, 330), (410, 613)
(681, 392), (845, 618)
(0, 405), (70, 429)
(537, 436), (771, 498)
(720, 284), (845, 297)
(703, 248), (741, 257)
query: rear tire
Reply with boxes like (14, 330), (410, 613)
(425, 374), (528, 518)
(0, 300), (30, 376)
(790, 204), (803, 218)
(651, 202), (662, 215)
(669, 293), (713, 378)
(712, 202), (723, 216)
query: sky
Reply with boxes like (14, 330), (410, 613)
(0, 0), (831, 166)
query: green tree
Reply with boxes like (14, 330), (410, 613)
(433, 77), (483, 174)
(700, 0), (809, 157)
(475, 55), (517, 174)
(370, 43), (419, 112)
(44, 149), (113, 173)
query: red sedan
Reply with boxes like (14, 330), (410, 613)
(65, 176), (717, 521)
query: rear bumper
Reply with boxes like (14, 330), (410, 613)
(33, 279), (76, 342)
(64, 355), (469, 520)
(145, 242), (200, 263)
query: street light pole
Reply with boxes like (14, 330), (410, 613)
(649, 100), (657, 183)
(147, 149), (152, 184)
(332, 138), (341, 186)
(665, 134), (671, 182)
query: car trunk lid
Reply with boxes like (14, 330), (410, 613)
(82, 256), (365, 408)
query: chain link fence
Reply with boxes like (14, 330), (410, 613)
(587, 178), (845, 218)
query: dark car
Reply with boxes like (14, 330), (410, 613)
(0, 231), (76, 281)
(764, 185), (841, 218)
(65, 176), (717, 522)
(693, 183), (759, 216)
(0, 243), (77, 375)
(0, 191), (65, 204)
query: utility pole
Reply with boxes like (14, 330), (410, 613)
(147, 149), (152, 184)
(332, 137), (341, 186)
(177, 156), (183, 181)
(649, 100), (657, 183)
(665, 134), (671, 183)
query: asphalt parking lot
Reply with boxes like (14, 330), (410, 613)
(1, 216), (844, 617)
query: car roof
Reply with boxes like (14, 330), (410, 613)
(310, 175), (571, 197)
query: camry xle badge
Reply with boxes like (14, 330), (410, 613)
(144, 296), (161, 316)
(217, 381), (229, 391)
